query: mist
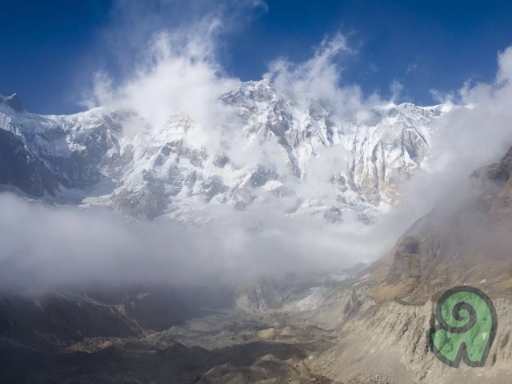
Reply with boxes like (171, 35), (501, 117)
(0, 193), (391, 293)
(397, 46), (512, 221)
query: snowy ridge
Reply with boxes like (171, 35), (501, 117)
(0, 80), (449, 222)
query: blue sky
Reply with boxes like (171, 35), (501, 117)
(1, 0), (512, 114)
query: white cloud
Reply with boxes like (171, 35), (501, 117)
(390, 80), (404, 100)
(0, 193), (391, 293)
(431, 46), (512, 176)
(86, 19), (242, 153)
(265, 33), (350, 101)
(406, 63), (417, 74)
(264, 33), (385, 123)
(393, 46), (512, 224)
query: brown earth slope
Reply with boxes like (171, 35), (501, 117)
(359, 147), (512, 304)
(297, 146), (512, 383)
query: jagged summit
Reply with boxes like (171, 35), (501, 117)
(0, 93), (24, 113)
(0, 80), (449, 221)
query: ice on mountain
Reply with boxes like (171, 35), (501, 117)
(0, 81), (449, 222)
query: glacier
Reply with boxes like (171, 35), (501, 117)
(0, 80), (450, 223)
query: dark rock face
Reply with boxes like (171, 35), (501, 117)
(0, 129), (58, 196)
(385, 235), (423, 286)
(27, 122), (121, 190)
(250, 165), (277, 188)
(113, 185), (167, 220)
(470, 163), (509, 214)
(213, 154), (229, 168)
(202, 176), (227, 201)
(323, 206), (342, 223)
(0, 105), (124, 199)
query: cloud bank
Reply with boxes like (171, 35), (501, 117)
(402, 46), (512, 215)
(0, 193), (385, 293)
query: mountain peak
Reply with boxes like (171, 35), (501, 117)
(0, 85), (448, 222)
(0, 93), (24, 113)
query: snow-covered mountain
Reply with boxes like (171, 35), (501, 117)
(0, 81), (450, 222)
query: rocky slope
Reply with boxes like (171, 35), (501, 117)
(0, 276), (352, 384)
(0, 83), (448, 222)
(292, 145), (512, 383)
(355, 146), (512, 304)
